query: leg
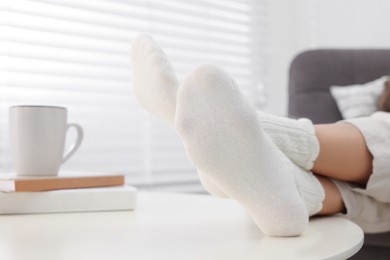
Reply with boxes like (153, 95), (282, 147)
(255, 117), (373, 214)
(313, 123), (373, 186)
(303, 123), (373, 216)
(266, 119), (373, 214)
(131, 34), (334, 215)
(315, 175), (345, 215)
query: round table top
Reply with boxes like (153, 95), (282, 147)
(0, 191), (364, 260)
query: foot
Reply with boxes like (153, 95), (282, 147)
(175, 64), (309, 236)
(131, 34), (229, 198)
(131, 33), (178, 125)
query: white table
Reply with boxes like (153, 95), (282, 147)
(0, 192), (363, 260)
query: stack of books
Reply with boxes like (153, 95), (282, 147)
(0, 171), (137, 214)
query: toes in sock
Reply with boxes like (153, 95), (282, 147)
(175, 64), (322, 236)
(131, 33), (178, 125)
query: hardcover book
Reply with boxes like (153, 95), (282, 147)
(0, 185), (137, 214)
(0, 171), (125, 192)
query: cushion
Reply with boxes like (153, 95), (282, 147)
(378, 79), (390, 112)
(330, 76), (389, 119)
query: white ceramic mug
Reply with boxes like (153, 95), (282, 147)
(9, 105), (83, 176)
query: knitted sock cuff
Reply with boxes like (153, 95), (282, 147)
(294, 171), (325, 216)
(259, 113), (320, 170)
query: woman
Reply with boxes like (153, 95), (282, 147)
(131, 33), (390, 237)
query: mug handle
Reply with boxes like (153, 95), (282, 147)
(63, 123), (84, 163)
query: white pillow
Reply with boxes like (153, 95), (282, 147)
(330, 76), (388, 119)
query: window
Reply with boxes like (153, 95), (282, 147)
(0, 0), (268, 192)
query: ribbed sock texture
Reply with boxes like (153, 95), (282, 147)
(294, 170), (325, 216)
(175, 64), (322, 236)
(259, 113), (320, 170)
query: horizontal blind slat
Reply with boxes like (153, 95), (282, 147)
(1, 6), (250, 39)
(0, 41), (130, 67)
(0, 56), (131, 80)
(0, 26), (131, 54)
(29, 0), (254, 24)
(0, 71), (133, 91)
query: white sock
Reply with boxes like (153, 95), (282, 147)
(131, 33), (178, 126)
(175, 64), (325, 236)
(131, 33), (228, 197)
(259, 113), (320, 170)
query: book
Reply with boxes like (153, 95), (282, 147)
(0, 171), (125, 192)
(0, 185), (137, 214)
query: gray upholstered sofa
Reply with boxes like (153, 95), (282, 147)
(288, 49), (390, 259)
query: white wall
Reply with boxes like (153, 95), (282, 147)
(265, 0), (390, 115)
(264, 1), (300, 115)
(306, 0), (390, 48)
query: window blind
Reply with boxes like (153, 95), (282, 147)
(0, 0), (268, 193)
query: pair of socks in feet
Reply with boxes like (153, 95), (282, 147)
(131, 33), (325, 237)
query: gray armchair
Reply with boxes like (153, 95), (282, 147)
(288, 49), (390, 259)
